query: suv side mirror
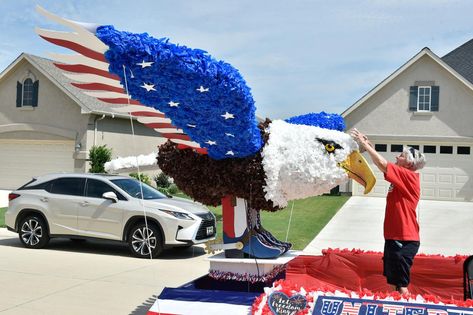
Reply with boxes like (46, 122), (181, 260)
(102, 191), (118, 203)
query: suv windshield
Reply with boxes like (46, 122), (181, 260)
(111, 178), (168, 200)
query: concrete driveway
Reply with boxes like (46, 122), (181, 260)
(304, 196), (473, 256)
(0, 228), (210, 315)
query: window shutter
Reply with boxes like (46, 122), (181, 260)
(32, 80), (39, 107)
(16, 81), (22, 107)
(431, 85), (439, 111)
(409, 86), (418, 111)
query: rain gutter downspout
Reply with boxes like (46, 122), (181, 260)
(94, 114), (106, 146)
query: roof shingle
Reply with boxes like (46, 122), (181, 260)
(442, 39), (473, 85)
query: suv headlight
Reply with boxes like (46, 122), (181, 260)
(159, 209), (194, 220)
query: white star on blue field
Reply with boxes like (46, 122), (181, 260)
(1, 0), (473, 119)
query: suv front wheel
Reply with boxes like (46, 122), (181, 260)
(128, 223), (163, 258)
(19, 215), (50, 249)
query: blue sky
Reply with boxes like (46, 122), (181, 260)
(1, 0), (473, 119)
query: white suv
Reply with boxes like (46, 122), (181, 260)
(5, 173), (216, 258)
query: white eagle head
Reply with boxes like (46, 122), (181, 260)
(262, 120), (375, 207)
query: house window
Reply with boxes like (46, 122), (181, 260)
(423, 145), (436, 154)
(375, 144), (387, 152)
(409, 85), (439, 112)
(440, 146), (453, 154)
(16, 75), (39, 108)
(417, 86), (431, 111)
(407, 145), (420, 150)
(457, 146), (471, 155)
(391, 144), (403, 152)
(22, 79), (34, 106)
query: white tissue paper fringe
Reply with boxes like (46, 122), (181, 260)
(262, 120), (358, 207)
(104, 152), (158, 172)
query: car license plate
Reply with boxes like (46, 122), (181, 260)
(206, 226), (214, 235)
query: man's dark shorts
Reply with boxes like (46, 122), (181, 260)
(383, 240), (420, 288)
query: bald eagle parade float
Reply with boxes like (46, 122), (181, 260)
(36, 6), (473, 315)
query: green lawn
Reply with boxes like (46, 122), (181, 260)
(207, 195), (350, 250)
(0, 195), (349, 249)
(0, 207), (6, 227)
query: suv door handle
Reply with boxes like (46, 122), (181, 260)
(80, 201), (89, 207)
(40, 197), (49, 203)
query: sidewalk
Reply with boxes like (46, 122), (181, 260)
(304, 196), (473, 256)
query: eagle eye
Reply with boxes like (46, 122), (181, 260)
(325, 143), (335, 152)
(316, 138), (342, 154)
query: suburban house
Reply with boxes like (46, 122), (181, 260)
(343, 40), (473, 202)
(0, 53), (166, 190)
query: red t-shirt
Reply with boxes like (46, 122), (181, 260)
(383, 163), (420, 241)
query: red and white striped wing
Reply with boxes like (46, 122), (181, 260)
(35, 6), (205, 153)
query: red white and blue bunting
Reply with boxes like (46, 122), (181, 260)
(252, 280), (473, 315)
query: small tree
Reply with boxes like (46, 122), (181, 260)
(89, 145), (112, 173)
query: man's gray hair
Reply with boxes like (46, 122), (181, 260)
(404, 146), (426, 171)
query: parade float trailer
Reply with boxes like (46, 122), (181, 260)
(149, 249), (472, 314)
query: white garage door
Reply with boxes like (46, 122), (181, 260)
(0, 139), (75, 189)
(353, 143), (473, 201)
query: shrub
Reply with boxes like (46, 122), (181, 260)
(154, 172), (171, 188)
(89, 145), (112, 173)
(129, 172), (152, 186)
(155, 184), (180, 196)
(157, 187), (169, 195)
(167, 184), (179, 195)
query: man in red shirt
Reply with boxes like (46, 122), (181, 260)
(351, 129), (426, 294)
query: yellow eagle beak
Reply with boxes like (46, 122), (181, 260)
(339, 151), (376, 194)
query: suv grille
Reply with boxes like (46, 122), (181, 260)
(195, 213), (216, 240)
